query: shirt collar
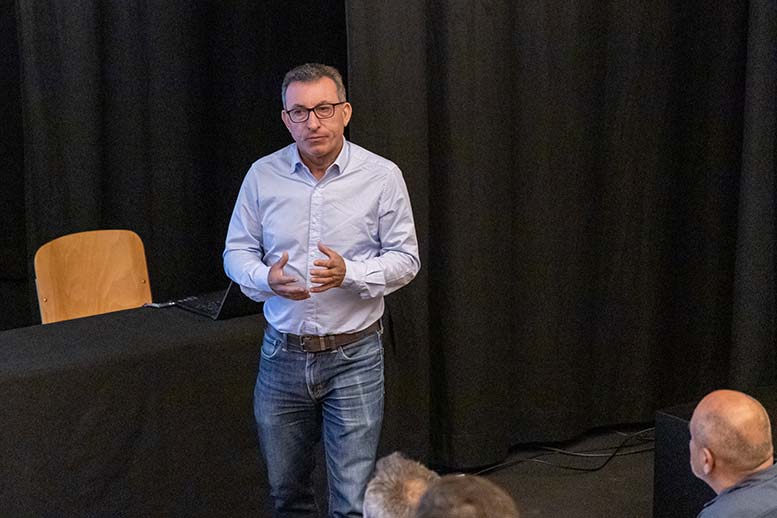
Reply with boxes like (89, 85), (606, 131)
(288, 138), (350, 178)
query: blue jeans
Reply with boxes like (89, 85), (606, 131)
(255, 324), (384, 518)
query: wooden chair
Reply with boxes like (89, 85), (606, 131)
(34, 229), (152, 324)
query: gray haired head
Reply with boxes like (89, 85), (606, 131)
(363, 452), (440, 518)
(416, 474), (520, 518)
(281, 63), (346, 108)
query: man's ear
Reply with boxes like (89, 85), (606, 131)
(342, 102), (352, 127)
(281, 110), (293, 132)
(702, 447), (714, 475)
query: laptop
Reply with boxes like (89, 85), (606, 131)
(173, 281), (261, 320)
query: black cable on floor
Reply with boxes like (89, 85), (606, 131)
(473, 426), (655, 476)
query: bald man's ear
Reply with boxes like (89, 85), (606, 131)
(702, 447), (714, 475)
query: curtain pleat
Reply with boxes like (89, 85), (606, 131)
(346, 0), (777, 467)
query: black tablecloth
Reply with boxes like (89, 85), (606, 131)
(0, 306), (270, 517)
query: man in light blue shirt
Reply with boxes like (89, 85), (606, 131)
(689, 390), (777, 518)
(224, 63), (420, 518)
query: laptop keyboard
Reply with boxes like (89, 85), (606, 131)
(176, 294), (222, 315)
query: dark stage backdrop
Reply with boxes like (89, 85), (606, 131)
(347, 0), (777, 467)
(3, 0), (776, 473)
(1, 0), (29, 329)
(7, 1), (347, 325)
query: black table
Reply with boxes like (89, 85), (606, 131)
(0, 306), (271, 517)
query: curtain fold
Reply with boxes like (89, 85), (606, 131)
(8, 0), (776, 471)
(15, 1), (348, 304)
(0, 0), (30, 329)
(729, 0), (777, 387)
(347, 0), (777, 468)
(344, 0), (433, 462)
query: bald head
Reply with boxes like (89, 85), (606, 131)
(690, 390), (773, 473)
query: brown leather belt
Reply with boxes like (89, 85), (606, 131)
(282, 321), (382, 353)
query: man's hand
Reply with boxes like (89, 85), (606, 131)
(310, 242), (346, 293)
(268, 251), (310, 300)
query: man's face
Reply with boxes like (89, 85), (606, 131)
(282, 77), (351, 167)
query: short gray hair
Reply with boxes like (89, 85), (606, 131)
(363, 452), (440, 518)
(281, 63), (346, 107)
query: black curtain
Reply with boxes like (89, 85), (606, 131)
(0, 0), (30, 329)
(7, 1), (347, 321)
(346, 0), (777, 467)
(5, 0), (776, 474)
(3, 0), (429, 475)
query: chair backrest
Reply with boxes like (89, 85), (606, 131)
(34, 229), (152, 324)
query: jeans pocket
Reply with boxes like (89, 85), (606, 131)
(338, 334), (382, 361)
(260, 336), (282, 359)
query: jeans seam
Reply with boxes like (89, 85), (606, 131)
(261, 336), (282, 359)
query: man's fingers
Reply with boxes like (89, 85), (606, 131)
(274, 274), (302, 285)
(278, 284), (307, 292)
(274, 284), (310, 299)
(310, 282), (336, 294)
(273, 251), (289, 269)
(266, 250), (311, 300)
(268, 247), (342, 297)
(283, 290), (310, 300)
(310, 276), (334, 285)
(310, 273), (340, 287)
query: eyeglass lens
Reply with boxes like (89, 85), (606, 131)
(287, 103), (337, 123)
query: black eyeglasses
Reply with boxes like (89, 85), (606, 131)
(284, 102), (347, 123)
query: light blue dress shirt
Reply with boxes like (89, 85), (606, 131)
(223, 139), (420, 335)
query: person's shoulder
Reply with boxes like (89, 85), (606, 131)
(697, 499), (731, 518)
(699, 479), (777, 518)
(247, 144), (295, 176)
(347, 141), (401, 176)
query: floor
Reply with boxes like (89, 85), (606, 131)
(473, 425), (657, 518)
(312, 424), (667, 517)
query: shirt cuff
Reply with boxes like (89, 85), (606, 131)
(341, 258), (385, 299)
(252, 263), (272, 293)
(341, 258), (364, 293)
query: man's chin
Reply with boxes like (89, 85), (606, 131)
(304, 135), (330, 145)
(301, 143), (334, 158)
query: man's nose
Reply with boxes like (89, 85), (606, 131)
(306, 111), (321, 129)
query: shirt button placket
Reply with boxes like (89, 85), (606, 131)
(309, 186), (323, 327)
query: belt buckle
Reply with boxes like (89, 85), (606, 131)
(300, 334), (335, 352)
